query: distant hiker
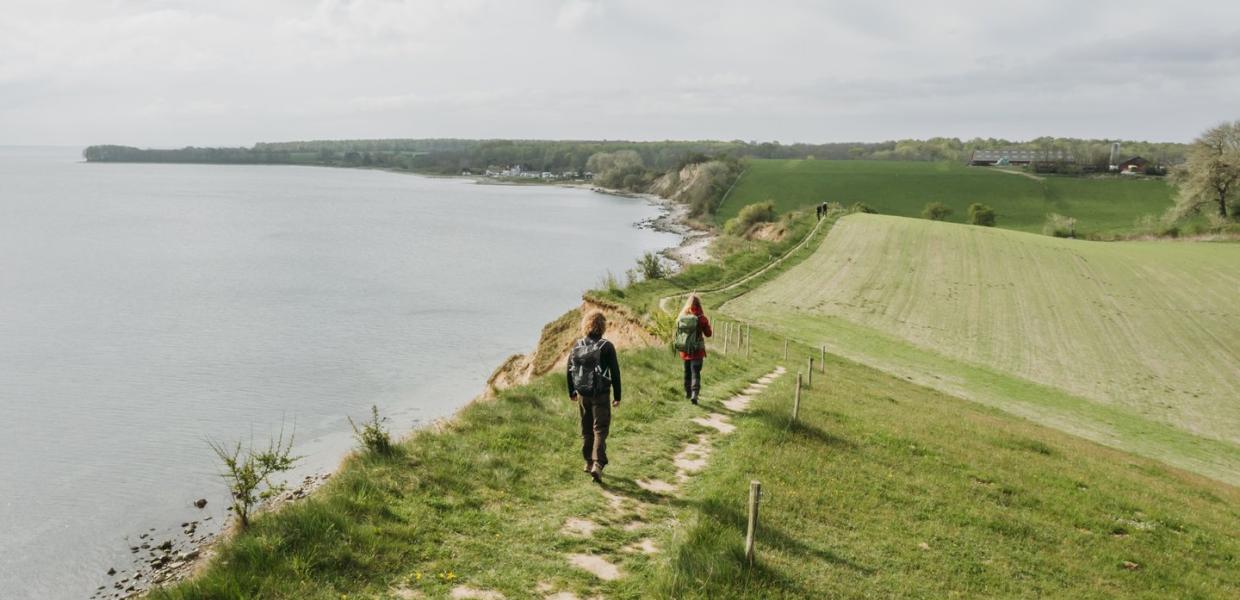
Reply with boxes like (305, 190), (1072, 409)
(567, 311), (622, 483)
(673, 294), (713, 405)
(816, 203), (823, 220)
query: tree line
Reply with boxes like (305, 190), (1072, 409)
(83, 136), (1191, 173)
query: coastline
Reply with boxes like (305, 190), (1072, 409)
(98, 176), (711, 599)
(645, 193), (714, 267)
(382, 168), (717, 269)
(551, 181), (715, 269)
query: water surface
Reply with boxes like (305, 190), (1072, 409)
(0, 147), (677, 597)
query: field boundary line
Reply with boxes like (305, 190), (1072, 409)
(658, 213), (832, 314)
(715, 167), (748, 213)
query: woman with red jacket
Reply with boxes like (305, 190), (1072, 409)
(678, 294), (713, 405)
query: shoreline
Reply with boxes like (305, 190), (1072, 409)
(551, 181), (715, 269)
(374, 168), (717, 269)
(634, 192), (715, 268)
(97, 175), (710, 599)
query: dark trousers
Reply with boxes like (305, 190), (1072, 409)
(683, 358), (704, 397)
(578, 394), (611, 467)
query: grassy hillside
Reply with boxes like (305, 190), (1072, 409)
(655, 337), (1240, 598)
(724, 214), (1240, 483)
(719, 160), (1175, 236)
(150, 326), (1240, 599)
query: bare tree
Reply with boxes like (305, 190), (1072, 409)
(1171, 121), (1240, 220)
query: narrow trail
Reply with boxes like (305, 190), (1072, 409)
(656, 215), (831, 315)
(526, 365), (787, 600)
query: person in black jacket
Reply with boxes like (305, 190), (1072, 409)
(567, 311), (622, 483)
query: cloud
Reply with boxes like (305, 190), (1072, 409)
(554, 0), (603, 30)
(1, 0), (1238, 145)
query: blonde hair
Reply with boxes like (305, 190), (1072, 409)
(680, 293), (702, 316)
(581, 311), (607, 337)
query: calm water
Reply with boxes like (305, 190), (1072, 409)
(0, 147), (677, 598)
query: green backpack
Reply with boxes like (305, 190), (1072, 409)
(673, 314), (704, 354)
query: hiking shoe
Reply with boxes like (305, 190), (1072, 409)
(590, 462), (603, 483)
(690, 392), (699, 405)
(583, 463), (592, 473)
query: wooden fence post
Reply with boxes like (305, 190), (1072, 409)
(793, 373), (802, 421)
(807, 357), (813, 387)
(746, 324), (752, 359)
(745, 480), (762, 564)
(723, 322), (731, 355)
(783, 339), (788, 360)
(821, 345), (826, 373)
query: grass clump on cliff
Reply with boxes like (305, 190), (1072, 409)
(349, 405), (395, 456)
(723, 201), (776, 236)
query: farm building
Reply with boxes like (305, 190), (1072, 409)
(969, 148), (1074, 166)
(1114, 156), (1149, 173)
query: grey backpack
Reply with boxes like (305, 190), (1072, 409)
(570, 338), (611, 396)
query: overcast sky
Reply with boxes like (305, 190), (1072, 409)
(2, 0), (1237, 147)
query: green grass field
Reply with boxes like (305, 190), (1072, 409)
(655, 336), (1240, 598)
(719, 160), (1176, 236)
(724, 214), (1240, 484)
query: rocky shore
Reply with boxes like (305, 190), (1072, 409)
(581, 184), (713, 268)
(640, 194), (713, 267)
(94, 473), (332, 599)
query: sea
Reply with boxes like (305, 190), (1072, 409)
(0, 146), (678, 598)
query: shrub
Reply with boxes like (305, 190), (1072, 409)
(349, 405), (394, 456)
(585, 150), (655, 192)
(850, 202), (878, 214)
(636, 251), (668, 280)
(647, 309), (677, 343)
(968, 203), (997, 226)
(1043, 213), (1078, 238)
(624, 269), (639, 287)
(683, 159), (744, 218)
(599, 270), (623, 295)
(1136, 214), (1182, 238)
(724, 201), (777, 236)
(823, 202), (847, 219)
(208, 427), (300, 529)
(922, 202), (953, 221)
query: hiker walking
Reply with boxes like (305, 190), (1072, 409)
(567, 311), (622, 483)
(673, 294), (713, 405)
